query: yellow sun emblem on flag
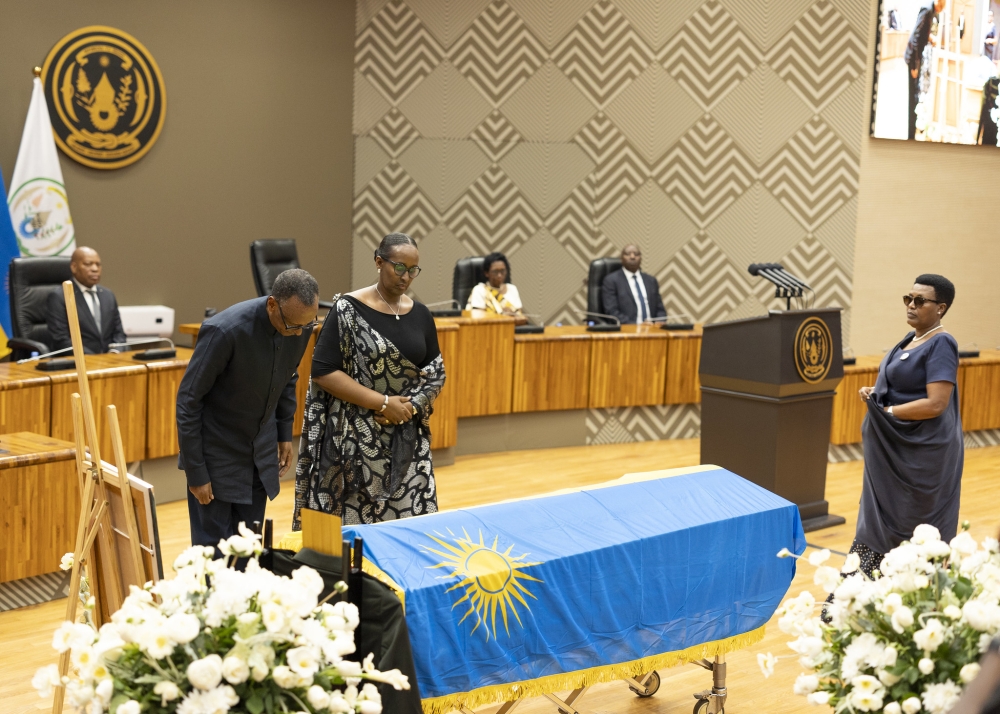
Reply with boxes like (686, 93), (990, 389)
(425, 529), (543, 641)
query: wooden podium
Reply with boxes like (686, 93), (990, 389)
(699, 309), (846, 531)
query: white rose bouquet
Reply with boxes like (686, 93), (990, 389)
(33, 524), (409, 714)
(764, 523), (1000, 714)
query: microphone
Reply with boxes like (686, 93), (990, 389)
(576, 310), (621, 332)
(108, 337), (177, 361)
(425, 299), (462, 317)
(424, 299), (460, 310)
(646, 314), (696, 330)
(17, 345), (74, 364)
(108, 337), (176, 351)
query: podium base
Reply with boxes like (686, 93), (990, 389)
(801, 513), (846, 533)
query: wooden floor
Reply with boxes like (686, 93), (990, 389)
(5, 440), (1000, 714)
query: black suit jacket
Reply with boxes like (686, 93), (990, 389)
(601, 269), (667, 324)
(176, 297), (312, 504)
(905, 3), (936, 71)
(46, 283), (127, 354)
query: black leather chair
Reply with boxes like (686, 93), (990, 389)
(7, 256), (73, 360)
(249, 239), (332, 309)
(452, 256), (486, 310)
(587, 257), (621, 321)
(452, 256), (514, 310)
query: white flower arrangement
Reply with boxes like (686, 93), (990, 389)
(762, 523), (1000, 714)
(34, 523), (409, 713)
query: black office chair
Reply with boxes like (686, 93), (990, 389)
(249, 240), (333, 309)
(587, 257), (621, 321)
(452, 256), (514, 311)
(7, 256), (74, 360)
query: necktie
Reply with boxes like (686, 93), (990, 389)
(633, 274), (647, 322)
(86, 289), (101, 331)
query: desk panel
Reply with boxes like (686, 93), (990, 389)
(430, 324), (459, 449)
(0, 433), (79, 582)
(145, 349), (194, 460)
(441, 317), (515, 417)
(589, 328), (668, 408)
(49, 356), (148, 463)
(294, 330), (319, 438)
(664, 330), (702, 404)
(512, 328), (591, 412)
(960, 351), (1000, 431)
(0, 365), (52, 436)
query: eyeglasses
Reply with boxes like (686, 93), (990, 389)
(380, 256), (421, 278)
(902, 295), (942, 308)
(274, 300), (320, 331)
(487, 267), (507, 276)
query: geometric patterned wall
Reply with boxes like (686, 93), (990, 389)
(351, 0), (869, 339)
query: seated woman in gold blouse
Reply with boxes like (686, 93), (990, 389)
(466, 252), (522, 317)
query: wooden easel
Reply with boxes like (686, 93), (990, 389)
(52, 281), (147, 714)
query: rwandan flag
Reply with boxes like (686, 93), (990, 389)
(343, 465), (806, 714)
(0, 170), (21, 357)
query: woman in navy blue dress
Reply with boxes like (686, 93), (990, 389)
(853, 274), (963, 576)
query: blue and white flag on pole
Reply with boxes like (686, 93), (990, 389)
(7, 76), (75, 257)
(0, 170), (20, 355)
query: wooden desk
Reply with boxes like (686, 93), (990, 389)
(0, 363), (52, 436)
(437, 316), (516, 417)
(178, 322), (200, 347)
(829, 355), (881, 445)
(0, 432), (78, 582)
(830, 350), (1000, 445)
(512, 326), (592, 412)
(589, 325), (669, 408)
(145, 348), (194, 460)
(48, 354), (148, 462)
(430, 323), (458, 448)
(664, 327), (702, 404)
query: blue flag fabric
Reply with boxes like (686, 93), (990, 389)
(343, 466), (806, 711)
(0, 170), (21, 343)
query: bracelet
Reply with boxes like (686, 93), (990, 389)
(378, 395), (388, 413)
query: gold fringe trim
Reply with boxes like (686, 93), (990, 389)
(275, 530), (303, 552)
(419, 625), (766, 714)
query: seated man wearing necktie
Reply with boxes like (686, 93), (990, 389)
(46, 246), (127, 354)
(600, 244), (667, 325)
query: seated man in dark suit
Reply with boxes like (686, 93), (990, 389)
(601, 244), (667, 325)
(46, 246), (126, 354)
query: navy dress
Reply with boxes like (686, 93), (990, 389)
(855, 332), (964, 558)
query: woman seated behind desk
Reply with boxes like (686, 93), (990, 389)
(466, 252), (522, 317)
(293, 232), (445, 527)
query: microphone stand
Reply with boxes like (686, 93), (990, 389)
(107, 337), (176, 352)
(16, 346), (74, 365)
(577, 310), (622, 332)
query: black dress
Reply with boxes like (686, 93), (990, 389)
(854, 332), (963, 562)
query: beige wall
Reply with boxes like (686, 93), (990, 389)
(0, 1), (355, 334)
(852, 0), (1000, 355)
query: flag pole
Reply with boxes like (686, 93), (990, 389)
(33, 66), (41, 77)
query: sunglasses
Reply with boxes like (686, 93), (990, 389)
(902, 295), (942, 308)
(275, 300), (320, 331)
(380, 256), (421, 278)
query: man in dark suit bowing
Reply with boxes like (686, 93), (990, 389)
(46, 246), (127, 354)
(601, 244), (667, 325)
(176, 269), (319, 552)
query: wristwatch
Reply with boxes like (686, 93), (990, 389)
(887, 406), (894, 416)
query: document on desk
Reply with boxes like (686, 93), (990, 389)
(343, 464), (806, 711)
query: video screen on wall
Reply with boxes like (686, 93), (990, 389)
(872, 0), (1000, 145)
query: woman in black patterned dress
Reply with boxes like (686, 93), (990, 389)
(293, 233), (445, 526)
